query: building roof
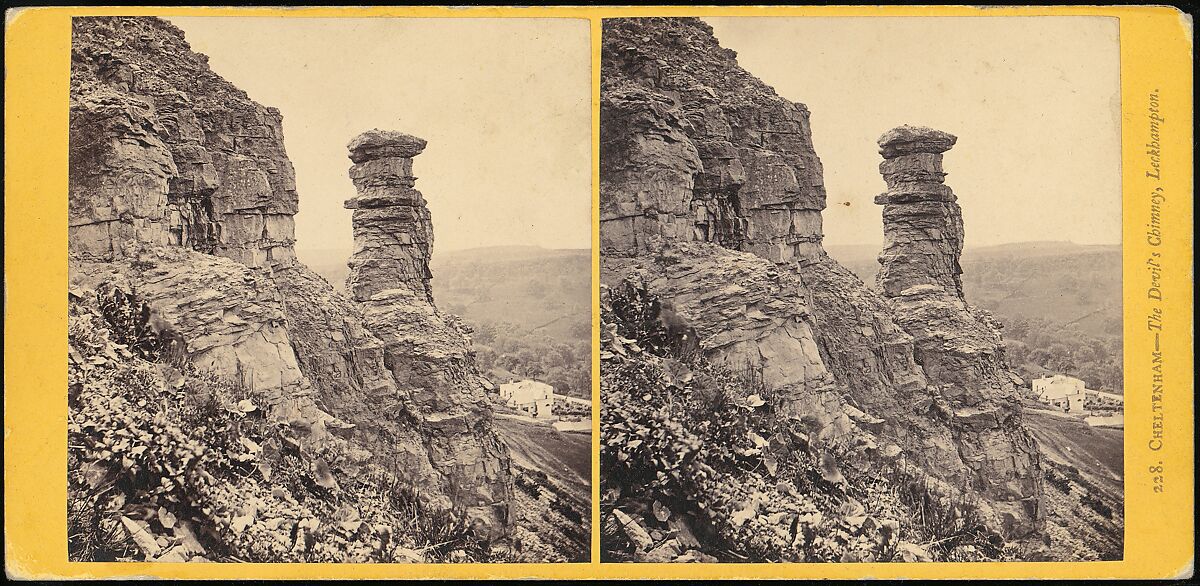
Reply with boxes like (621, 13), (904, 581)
(500, 379), (553, 403)
(1034, 374), (1084, 385)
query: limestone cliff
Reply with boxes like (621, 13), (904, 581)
(70, 18), (298, 267)
(600, 17), (1043, 546)
(67, 16), (514, 555)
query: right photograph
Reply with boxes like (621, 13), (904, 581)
(599, 16), (1123, 564)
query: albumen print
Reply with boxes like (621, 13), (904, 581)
(599, 16), (1124, 563)
(66, 16), (591, 563)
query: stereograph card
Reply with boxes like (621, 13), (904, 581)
(3, 4), (1193, 581)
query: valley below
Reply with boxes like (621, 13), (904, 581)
(493, 415), (591, 500)
(493, 415), (592, 563)
(301, 246), (593, 400)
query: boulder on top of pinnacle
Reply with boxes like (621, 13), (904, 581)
(348, 129), (428, 163)
(878, 125), (958, 158)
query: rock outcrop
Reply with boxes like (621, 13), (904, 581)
(68, 245), (330, 430)
(605, 242), (854, 440)
(600, 18), (825, 263)
(600, 17), (1043, 544)
(600, 17), (840, 431)
(344, 130), (513, 534)
(68, 16), (513, 548)
(874, 126), (1041, 537)
(70, 17), (298, 267)
(875, 126), (964, 298)
(345, 130), (435, 304)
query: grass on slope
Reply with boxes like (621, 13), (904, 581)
(493, 415), (591, 502)
(1022, 408), (1124, 497)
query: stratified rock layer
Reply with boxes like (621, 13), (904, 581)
(68, 17), (513, 544)
(604, 242), (854, 440)
(875, 125), (964, 298)
(601, 19), (826, 263)
(344, 130), (434, 304)
(71, 17), (298, 267)
(875, 126), (1041, 537)
(601, 17), (1042, 542)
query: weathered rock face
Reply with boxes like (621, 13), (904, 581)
(875, 126), (964, 299)
(68, 17), (512, 542)
(601, 17), (1042, 542)
(344, 130), (434, 304)
(68, 245), (329, 428)
(601, 18), (825, 263)
(602, 243), (853, 439)
(600, 87), (703, 253)
(344, 129), (513, 536)
(68, 91), (177, 256)
(71, 17), (297, 268)
(874, 127), (1042, 537)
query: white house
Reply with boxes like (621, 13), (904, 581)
(1032, 374), (1086, 413)
(499, 380), (555, 419)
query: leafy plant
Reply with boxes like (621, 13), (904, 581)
(95, 284), (185, 365)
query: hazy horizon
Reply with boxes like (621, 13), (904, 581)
(168, 17), (592, 253)
(166, 16), (1121, 252)
(294, 238), (1117, 257)
(297, 243), (591, 253)
(706, 16), (1122, 247)
(295, 236), (1118, 250)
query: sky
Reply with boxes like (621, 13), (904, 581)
(167, 16), (1121, 253)
(168, 17), (591, 253)
(706, 16), (1122, 247)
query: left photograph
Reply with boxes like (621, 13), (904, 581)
(66, 16), (592, 563)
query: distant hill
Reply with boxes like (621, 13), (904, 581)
(298, 246), (590, 336)
(827, 241), (1123, 392)
(298, 246), (592, 399)
(827, 241), (1121, 336)
(430, 246), (590, 342)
